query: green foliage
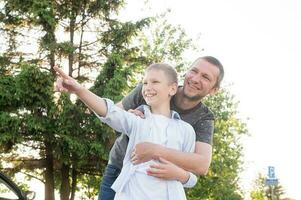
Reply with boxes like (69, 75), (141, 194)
(187, 89), (247, 200)
(137, 11), (196, 73)
(0, 63), (54, 151)
(72, 174), (100, 200)
(0, 55), (11, 73)
(0, 112), (21, 152)
(53, 93), (108, 166)
(4, 0), (56, 27)
(15, 63), (54, 109)
(250, 175), (268, 200)
(56, 42), (76, 57)
(250, 173), (288, 200)
(93, 53), (126, 99)
(0, 75), (19, 111)
(100, 19), (151, 51)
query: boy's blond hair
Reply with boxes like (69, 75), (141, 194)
(145, 63), (178, 85)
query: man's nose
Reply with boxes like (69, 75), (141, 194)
(189, 74), (201, 83)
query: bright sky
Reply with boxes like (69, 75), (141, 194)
(120, 0), (301, 199)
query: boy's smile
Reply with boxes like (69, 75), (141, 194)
(142, 69), (177, 115)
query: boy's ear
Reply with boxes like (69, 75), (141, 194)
(169, 83), (178, 96)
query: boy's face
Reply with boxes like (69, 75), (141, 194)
(183, 59), (220, 100)
(142, 69), (177, 107)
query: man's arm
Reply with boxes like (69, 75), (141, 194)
(146, 124), (199, 188)
(132, 141), (212, 175)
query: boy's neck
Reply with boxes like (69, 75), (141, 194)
(150, 103), (171, 118)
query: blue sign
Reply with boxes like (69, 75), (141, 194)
(268, 166), (275, 179)
(265, 178), (278, 186)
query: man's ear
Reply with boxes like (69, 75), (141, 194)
(209, 86), (219, 96)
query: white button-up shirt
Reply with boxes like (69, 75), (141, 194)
(97, 99), (197, 200)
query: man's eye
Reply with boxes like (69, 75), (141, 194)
(203, 76), (210, 81)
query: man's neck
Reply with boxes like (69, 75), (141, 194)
(174, 87), (202, 111)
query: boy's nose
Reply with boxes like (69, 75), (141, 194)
(144, 86), (152, 91)
(144, 83), (153, 90)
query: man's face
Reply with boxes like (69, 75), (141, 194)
(183, 59), (220, 101)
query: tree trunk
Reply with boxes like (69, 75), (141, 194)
(45, 142), (55, 200)
(70, 167), (77, 200)
(78, 3), (87, 77)
(69, 16), (75, 77)
(60, 163), (70, 200)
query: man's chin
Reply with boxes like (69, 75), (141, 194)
(183, 92), (203, 101)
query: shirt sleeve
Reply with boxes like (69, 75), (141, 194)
(194, 119), (214, 145)
(182, 172), (197, 188)
(122, 83), (145, 111)
(94, 98), (138, 137)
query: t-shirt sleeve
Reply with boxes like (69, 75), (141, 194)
(194, 119), (214, 145)
(122, 83), (145, 111)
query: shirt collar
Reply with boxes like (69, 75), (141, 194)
(171, 110), (181, 120)
(139, 105), (181, 120)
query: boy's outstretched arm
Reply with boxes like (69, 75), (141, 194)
(54, 66), (108, 117)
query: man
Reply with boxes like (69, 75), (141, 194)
(98, 56), (224, 200)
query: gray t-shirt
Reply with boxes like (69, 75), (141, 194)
(108, 84), (214, 169)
